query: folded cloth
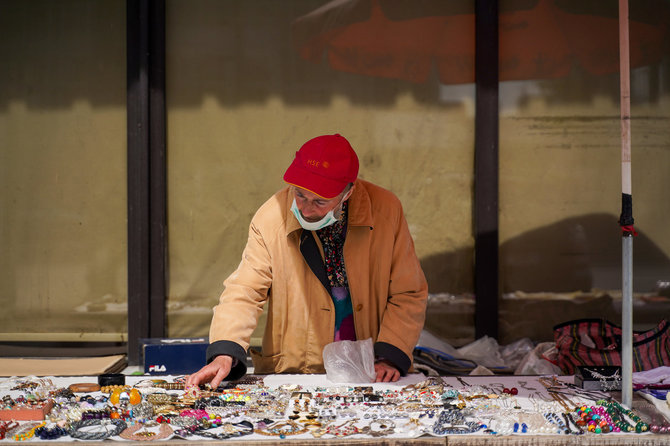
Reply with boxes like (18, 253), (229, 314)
(633, 366), (670, 386)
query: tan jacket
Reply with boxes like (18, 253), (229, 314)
(208, 179), (428, 376)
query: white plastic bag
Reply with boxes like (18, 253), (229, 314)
(456, 335), (506, 368)
(500, 337), (535, 369)
(323, 338), (376, 383)
(514, 342), (563, 375)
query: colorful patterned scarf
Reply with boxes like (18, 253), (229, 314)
(316, 201), (356, 341)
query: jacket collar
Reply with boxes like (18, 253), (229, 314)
(284, 179), (373, 236)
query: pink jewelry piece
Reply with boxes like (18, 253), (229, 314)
(179, 409), (208, 419)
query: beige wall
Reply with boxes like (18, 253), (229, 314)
(0, 0), (127, 340)
(500, 73), (670, 293)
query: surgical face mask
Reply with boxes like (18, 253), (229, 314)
(291, 198), (341, 231)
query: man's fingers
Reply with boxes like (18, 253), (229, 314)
(186, 370), (205, 387)
(374, 361), (400, 382)
(374, 363), (384, 382)
(210, 365), (230, 390)
(389, 368), (400, 382)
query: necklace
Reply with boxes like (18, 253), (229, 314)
(361, 418), (395, 437)
(318, 419), (360, 437)
(544, 412), (568, 434)
(597, 399), (649, 433)
(11, 421), (45, 441)
(585, 367), (622, 391)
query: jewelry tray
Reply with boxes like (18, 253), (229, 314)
(0, 399), (54, 421)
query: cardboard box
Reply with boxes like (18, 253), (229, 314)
(140, 338), (208, 375)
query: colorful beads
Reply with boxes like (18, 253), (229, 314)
(575, 405), (614, 434)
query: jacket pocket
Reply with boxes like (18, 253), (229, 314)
(250, 348), (284, 374)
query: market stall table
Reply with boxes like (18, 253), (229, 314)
(0, 374), (667, 445)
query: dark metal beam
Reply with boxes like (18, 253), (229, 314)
(127, 0), (166, 365)
(148, 0), (167, 340)
(474, 0), (499, 340)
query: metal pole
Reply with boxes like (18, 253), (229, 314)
(621, 236), (633, 407)
(474, 0), (499, 341)
(618, 0), (633, 408)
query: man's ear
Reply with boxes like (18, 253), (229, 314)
(344, 184), (355, 201)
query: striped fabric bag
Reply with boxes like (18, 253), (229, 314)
(553, 318), (670, 374)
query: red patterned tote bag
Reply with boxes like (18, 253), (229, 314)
(553, 318), (670, 374)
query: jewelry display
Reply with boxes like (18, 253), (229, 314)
(1, 373), (669, 442)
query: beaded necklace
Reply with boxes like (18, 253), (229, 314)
(544, 412), (569, 434)
(34, 424), (69, 440)
(11, 421), (45, 441)
(597, 399), (649, 433)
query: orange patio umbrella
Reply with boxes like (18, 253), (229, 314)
(291, 0), (669, 84)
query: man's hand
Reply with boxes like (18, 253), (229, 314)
(186, 355), (233, 389)
(374, 359), (400, 382)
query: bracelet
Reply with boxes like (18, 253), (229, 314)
(194, 421), (254, 440)
(255, 420), (308, 438)
(98, 373), (125, 387)
(69, 418), (127, 440)
(100, 384), (130, 394)
(68, 382), (101, 393)
(154, 382), (185, 391)
(119, 422), (173, 441)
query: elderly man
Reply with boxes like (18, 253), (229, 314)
(187, 134), (428, 389)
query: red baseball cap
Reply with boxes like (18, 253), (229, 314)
(283, 134), (359, 199)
